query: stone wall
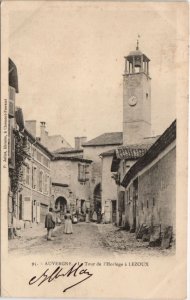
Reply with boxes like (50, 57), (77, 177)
(123, 144), (176, 241)
(138, 146), (176, 235)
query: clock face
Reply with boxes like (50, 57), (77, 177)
(128, 96), (137, 106)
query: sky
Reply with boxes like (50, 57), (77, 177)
(8, 1), (177, 146)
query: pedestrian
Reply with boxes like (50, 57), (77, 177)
(92, 210), (97, 222)
(45, 208), (55, 241)
(85, 208), (90, 223)
(64, 210), (73, 234)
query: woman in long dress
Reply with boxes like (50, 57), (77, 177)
(64, 210), (73, 234)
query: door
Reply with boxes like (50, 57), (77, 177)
(132, 178), (138, 231)
(36, 202), (40, 223)
(112, 200), (117, 223)
(32, 200), (37, 223)
(19, 194), (22, 220)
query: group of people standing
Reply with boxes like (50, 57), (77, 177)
(45, 208), (73, 241)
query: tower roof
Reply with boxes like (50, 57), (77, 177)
(126, 38), (150, 62)
(126, 49), (150, 62)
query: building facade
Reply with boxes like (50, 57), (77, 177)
(51, 155), (92, 221)
(17, 128), (52, 226)
(8, 58), (19, 238)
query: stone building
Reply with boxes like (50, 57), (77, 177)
(17, 127), (53, 226)
(8, 58), (19, 237)
(121, 120), (176, 246)
(51, 154), (92, 221)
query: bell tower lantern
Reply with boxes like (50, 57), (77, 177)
(123, 39), (151, 145)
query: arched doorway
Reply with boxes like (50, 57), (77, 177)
(55, 197), (67, 222)
(93, 183), (101, 213)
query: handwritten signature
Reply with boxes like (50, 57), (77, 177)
(29, 263), (93, 293)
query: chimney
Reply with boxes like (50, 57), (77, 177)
(25, 120), (37, 137)
(40, 121), (48, 144)
(75, 137), (87, 150)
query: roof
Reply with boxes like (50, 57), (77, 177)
(111, 143), (152, 172)
(121, 120), (176, 187)
(9, 58), (19, 93)
(54, 148), (83, 154)
(126, 48), (150, 62)
(83, 132), (123, 147)
(99, 149), (115, 157)
(52, 153), (92, 163)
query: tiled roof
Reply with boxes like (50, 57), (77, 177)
(116, 144), (152, 160)
(83, 132), (123, 147)
(111, 143), (152, 172)
(121, 120), (176, 187)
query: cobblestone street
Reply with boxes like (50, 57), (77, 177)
(8, 222), (174, 258)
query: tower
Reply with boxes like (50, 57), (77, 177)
(123, 40), (151, 145)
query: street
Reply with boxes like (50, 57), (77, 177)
(8, 222), (174, 258)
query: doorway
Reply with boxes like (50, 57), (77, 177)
(55, 196), (67, 221)
(111, 200), (117, 224)
(132, 178), (138, 232)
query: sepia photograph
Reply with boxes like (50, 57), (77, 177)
(1, 1), (188, 298)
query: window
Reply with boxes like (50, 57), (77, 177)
(26, 165), (30, 186)
(39, 170), (43, 192)
(44, 173), (48, 194)
(32, 166), (37, 189)
(43, 156), (49, 168)
(22, 166), (26, 184)
(37, 151), (42, 162)
(78, 164), (89, 182)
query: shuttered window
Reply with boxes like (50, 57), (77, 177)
(25, 165), (30, 186)
(78, 164), (89, 182)
(39, 170), (43, 192)
(32, 166), (37, 189)
(44, 173), (48, 194)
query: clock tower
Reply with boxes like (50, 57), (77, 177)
(123, 41), (151, 145)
